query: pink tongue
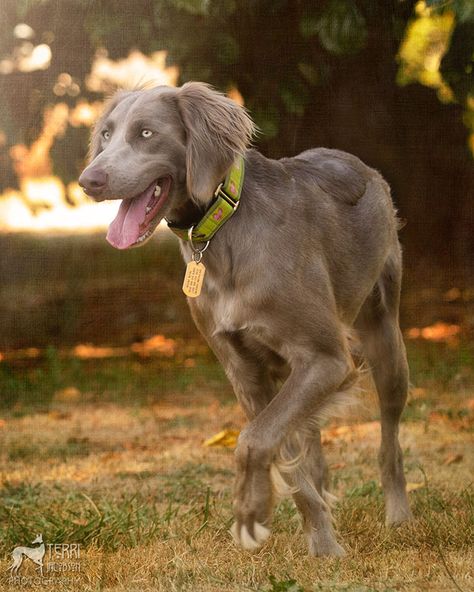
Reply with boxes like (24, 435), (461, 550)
(107, 184), (155, 249)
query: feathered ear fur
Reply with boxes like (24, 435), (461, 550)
(177, 82), (255, 205)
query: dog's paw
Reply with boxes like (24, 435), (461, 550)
(308, 535), (346, 557)
(385, 507), (413, 527)
(306, 525), (346, 557)
(385, 495), (413, 527)
(230, 521), (270, 551)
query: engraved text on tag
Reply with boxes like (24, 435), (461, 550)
(182, 261), (206, 297)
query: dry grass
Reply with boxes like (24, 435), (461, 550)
(0, 375), (472, 591)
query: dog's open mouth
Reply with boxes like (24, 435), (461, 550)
(106, 176), (172, 249)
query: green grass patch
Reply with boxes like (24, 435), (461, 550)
(0, 462), (233, 554)
(0, 345), (230, 413)
(7, 437), (91, 462)
(406, 340), (474, 391)
(1, 475), (471, 575)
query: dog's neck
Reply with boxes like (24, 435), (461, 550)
(167, 156), (244, 244)
(166, 197), (206, 230)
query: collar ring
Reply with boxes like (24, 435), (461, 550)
(188, 226), (209, 263)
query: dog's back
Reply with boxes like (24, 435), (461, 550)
(229, 147), (400, 324)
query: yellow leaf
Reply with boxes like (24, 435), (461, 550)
(203, 429), (240, 448)
(406, 482), (425, 492)
(54, 386), (81, 402)
(444, 453), (463, 465)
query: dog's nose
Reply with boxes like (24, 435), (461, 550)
(78, 167), (108, 198)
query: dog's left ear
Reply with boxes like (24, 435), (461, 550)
(177, 82), (255, 205)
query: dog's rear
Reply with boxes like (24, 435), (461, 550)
(79, 82), (412, 556)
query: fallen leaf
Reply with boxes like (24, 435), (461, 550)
(322, 421), (379, 443)
(48, 410), (71, 420)
(406, 482), (425, 492)
(203, 429), (240, 448)
(101, 451), (122, 461)
(131, 334), (176, 357)
(443, 453), (463, 465)
(54, 386), (81, 402)
(406, 322), (461, 343)
(411, 387), (427, 399)
(73, 343), (127, 359)
(330, 462), (346, 470)
(443, 287), (461, 302)
(429, 411), (445, 423)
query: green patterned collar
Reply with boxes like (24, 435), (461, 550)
(167, 156), (245, 243)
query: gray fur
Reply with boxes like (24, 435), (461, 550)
(80, 82), (412, 556)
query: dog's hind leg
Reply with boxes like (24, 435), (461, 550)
(277, 429), (345, 556)
(355, 254), (412, 526)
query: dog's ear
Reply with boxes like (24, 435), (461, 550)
(88, 91), (133, 162)
(177, 82), (255, 205)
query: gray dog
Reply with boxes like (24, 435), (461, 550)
(79, 82), (412, 556)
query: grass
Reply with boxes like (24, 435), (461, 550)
(0, 342), (472, 591)
(0, 233), (473, 590)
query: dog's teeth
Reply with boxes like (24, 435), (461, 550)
(136, 229), (152, 244)
(145, 206), (152, 214)
(154, 185), (161, 197)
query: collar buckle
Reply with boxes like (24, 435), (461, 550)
(168, 156), (244, 243)
(215, 184), (240, 211)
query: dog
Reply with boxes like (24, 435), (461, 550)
(79, 82), (412, 556)
(9, 534), (45, 576)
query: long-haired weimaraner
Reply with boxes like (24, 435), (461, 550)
(79, 82), (412, 556)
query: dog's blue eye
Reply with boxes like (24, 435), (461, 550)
(141, 129), (153, 138)
(102, 130), (110, 140)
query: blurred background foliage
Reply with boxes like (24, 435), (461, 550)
(0, 0), (473, 272)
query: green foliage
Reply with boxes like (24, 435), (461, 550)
(171, 0), (211, 15)
(267, 575), (305, 592)
(426, 0), (474, 104)
(279, 76), (310, 116)
(1, 0), (467, 164)
(427, 0), (474, 23)
(309, 0), (368, 56)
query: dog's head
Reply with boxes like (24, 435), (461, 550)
(79, 83), (255, 249)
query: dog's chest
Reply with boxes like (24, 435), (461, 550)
(202, 276), (248, 333)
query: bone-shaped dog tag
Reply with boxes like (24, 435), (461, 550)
(182, 261), (206, 298)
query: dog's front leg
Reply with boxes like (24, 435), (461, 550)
(189, 305), (277, 419)
(206, 331), (278, 550)
(231, 351), (354, 552)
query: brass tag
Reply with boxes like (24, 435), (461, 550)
(182, 261), (206, 297)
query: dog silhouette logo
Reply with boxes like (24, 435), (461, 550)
(8, 534), (45, 576)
